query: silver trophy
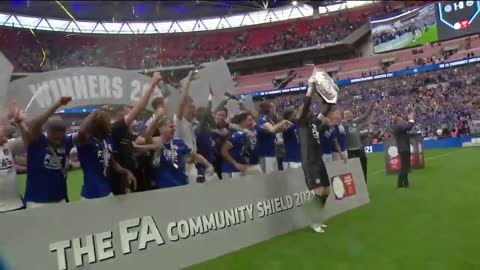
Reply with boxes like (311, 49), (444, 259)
(309, 71), (339, 104)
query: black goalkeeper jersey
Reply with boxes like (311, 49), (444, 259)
(298, 96), (330, 189)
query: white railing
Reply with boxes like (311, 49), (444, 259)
(0, 1), (374, 35)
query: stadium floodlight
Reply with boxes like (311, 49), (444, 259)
(292, 1), (298, 6)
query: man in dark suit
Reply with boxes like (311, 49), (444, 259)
(393, 112), (415, 188)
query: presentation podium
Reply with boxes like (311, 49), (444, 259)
(384, 133), (425, 174)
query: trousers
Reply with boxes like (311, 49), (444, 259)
(347, 148), (368, 183)
(398, 151), (411, 187)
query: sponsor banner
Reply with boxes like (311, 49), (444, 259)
(0, 159), (368, 270)
(384, 135), (425, 174)
(414, 135), (425, 169)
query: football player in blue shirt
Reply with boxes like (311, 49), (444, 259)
(328, 109), (348, 162)
(74, 108), (137, 199)
(221, 112), (263, 179)
(320, 125), (345, 163)
(135, 113), (214, 189)
(15, 97), (74, 208)
(256, 101), (292, 174)
(282, 108), (301, 169)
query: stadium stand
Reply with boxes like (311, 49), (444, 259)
(235, 34), (480, 93)
(254, 63), (480, 141)
(0, 1), (429, 72)
(0, 0), (477, 140)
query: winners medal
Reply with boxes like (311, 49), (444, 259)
(169, 141), (179, 169)
(310, 71), (339, 104)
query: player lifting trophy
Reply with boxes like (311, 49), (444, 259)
(298, 68), (339, 233)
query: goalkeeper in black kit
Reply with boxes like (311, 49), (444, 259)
(299, 69), (339, 233)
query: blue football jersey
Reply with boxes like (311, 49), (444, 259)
(321, 126), (338, 155)
(222, 129), (259, 173)
(25, 134), (73, 202)
(256, 114), (276, 157)
(154, 138), (191, 189)
(335, 124), (347, 152)
(77, 136), (113, 199)
(282, 122), (301, 162)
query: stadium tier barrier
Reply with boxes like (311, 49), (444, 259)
(0, 159), (368, 270)
(238, 55), (480, 97)
(365, 136), (479, 154)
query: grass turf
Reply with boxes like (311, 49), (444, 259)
(407, 24), (439, 48)
(189, 147), (480, 270)
(16, 147), (480, 269)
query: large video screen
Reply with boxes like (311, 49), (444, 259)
(371, 4), (438, 54)
(371, 1), (480, 54)
(436, 1), (480, 40)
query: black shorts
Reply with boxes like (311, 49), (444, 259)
(302, 157), (330, 189)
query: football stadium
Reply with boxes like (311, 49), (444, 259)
(1, 1), (480, 270)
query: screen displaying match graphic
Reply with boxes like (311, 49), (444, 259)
(436, 1), (480, 40)
(371, 1), (480, 54)
(371, 4), (438, 53)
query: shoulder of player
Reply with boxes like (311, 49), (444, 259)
(172, 138), (187, 145)
(111, 118), (128, 133)
(231, 130), (246, 137)
(258, 115), (269, 123)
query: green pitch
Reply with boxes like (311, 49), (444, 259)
(16, 147), (480, 269)
(407, 24), (439, 48)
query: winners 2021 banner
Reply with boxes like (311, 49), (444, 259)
(3, 59), (254, 120)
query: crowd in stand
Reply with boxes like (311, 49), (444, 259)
(257, 63), (480, 141)
(0, 2), (410, 72)
(373, 23), (417, 46)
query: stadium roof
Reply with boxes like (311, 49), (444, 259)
(1, 1), (342, 21)
(0, 1), (374, 35)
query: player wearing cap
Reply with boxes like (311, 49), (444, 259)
(14, 97), (73, 208)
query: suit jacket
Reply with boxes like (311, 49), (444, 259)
(393, 121), (415, 152)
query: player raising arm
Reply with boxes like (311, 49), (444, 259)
(74, 108), (136, 199)
(256, 101), (292, 174)
(110, 71), (163, 194)
(298, 69), (338, 233)
(13, 97), (74, 208)
(134, 114), (214, 189)
(0, 103), (27, 213)
(221, 111), (263, 178)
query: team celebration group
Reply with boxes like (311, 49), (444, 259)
(0, 69), (383, 231)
